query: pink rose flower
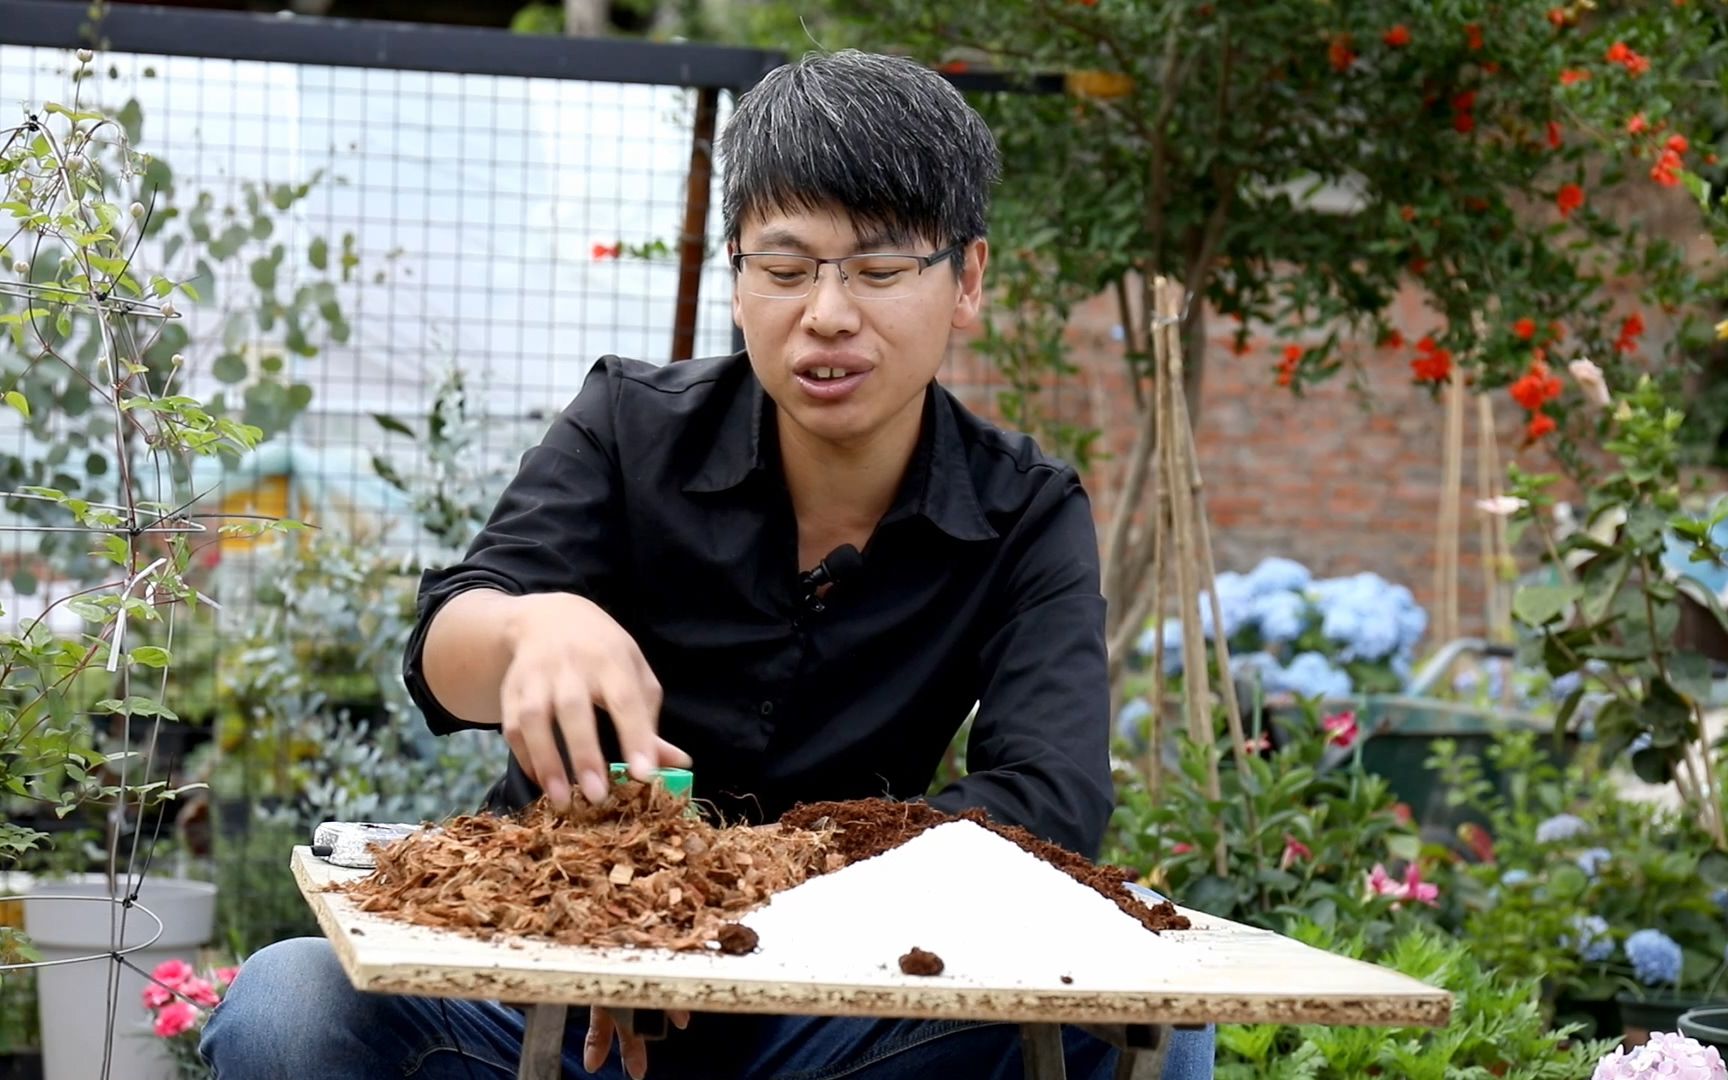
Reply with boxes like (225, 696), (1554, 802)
(1280, 835), (1313, 871)
(152, 1000), (201, 1039)
(151, 959), (193, 988)
(180, 976), (220, 1007)
(1366, 862), (1440, 907)
(141, 982), (173, 1009)
(214, 966), (242, 987)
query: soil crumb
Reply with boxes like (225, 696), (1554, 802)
(898, 947), (944, 976)
(715, 923), (759, 955)
(780, 799), (1191, 934)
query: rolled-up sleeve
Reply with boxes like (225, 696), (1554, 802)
(403, 359), (626, 735)
(925, 472), (1114, 857)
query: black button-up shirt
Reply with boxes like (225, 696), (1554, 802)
(402, 351), (1113, 856)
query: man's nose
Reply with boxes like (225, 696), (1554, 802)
(801, 266), (861, 335)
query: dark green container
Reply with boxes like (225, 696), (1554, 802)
(1617, 992), (1720, 1043)
(1349, 696), (1586, 838)
(1679, 1006), (1728, 1050)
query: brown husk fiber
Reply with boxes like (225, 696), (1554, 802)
(343, 781), (840, 950)
(343, 788), (1187, 953)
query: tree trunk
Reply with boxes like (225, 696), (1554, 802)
(564, 0), (609, 37)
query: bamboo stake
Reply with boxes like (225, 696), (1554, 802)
(1474, 395), (1503, 641)
(1143, 490), (1168, 803)
(1153, 276), (1227, 878)
(1434, 368), (1466, 646)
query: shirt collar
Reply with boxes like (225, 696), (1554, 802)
(683, 356), (998, 543)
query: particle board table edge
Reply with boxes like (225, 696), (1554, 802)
(290, 847), (1451, 1031)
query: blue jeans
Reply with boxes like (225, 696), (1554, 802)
(202, 938), (1215, 1079)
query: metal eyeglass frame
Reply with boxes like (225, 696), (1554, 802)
(729, 242), (964, 300)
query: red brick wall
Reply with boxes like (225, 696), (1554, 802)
(941, 283), (1563, 640)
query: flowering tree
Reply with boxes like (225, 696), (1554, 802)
(816, 0), (1725, 673)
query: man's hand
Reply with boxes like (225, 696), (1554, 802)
(583, 1006), (690, 1079)
(498, 593), (691, 808)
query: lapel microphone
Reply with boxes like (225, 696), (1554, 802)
(798, 544), (864, 613)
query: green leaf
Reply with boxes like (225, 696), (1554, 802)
(309, 236), (328, 270)
(372, 412), (415, 437)
(1700, 850), (1728, 888)
(4, 391), (28, 419)
(93, 696), (179, 721)
(1513, 585), (1582, 628)
(250, 256), (276, 291)
(212, 352), (248, 384)
(129, 645), (170, 667)
(1548, 864), (1588, 901)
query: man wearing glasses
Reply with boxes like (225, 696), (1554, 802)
(202, 48), (1214, 1080)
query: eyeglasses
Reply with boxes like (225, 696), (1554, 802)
(730, 243), (962, 301)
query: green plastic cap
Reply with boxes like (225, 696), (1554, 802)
(608, 762), (694, 798)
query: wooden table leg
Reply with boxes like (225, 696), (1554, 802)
(1020, 1022), (1067, 1080)
(517, 1003), (568, 1080)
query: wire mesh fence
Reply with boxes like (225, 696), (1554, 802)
(0, 7), (777, 1071)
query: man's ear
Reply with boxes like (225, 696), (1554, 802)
(729, 243), (743, 330)
(951, 238), (989, 330)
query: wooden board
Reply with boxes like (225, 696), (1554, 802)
(291, 847), (1451, 1029)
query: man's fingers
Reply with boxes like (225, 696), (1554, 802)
(654, 737), (693, 770)
(505, 684), (571, 809)
(669, 1010), (691, 1030)
(595, 662), (663, 783)
(552, 679), (608, 806)
(616, 1026), (648, 1080)
(584, 1006), (614, 1074)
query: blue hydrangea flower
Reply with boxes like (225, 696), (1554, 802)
(1575, 846), (1612, 879)
(1200, 571), (1256, 642)
(1245, 557), (1311, 597)
(1535, 813), (1589, 844)
(1230, 651), (1284, 692)
(1252, 592), (1308, 643)
(1116, 698), (1152, 746)
(1309, 573), (1416, 662)
(1549, 670), (1583, 702)
(1272, 652), (1353, 701)
(1625, 928), (1683, 986)
(1500, 869), (1531, 887)
(1137, 619), (1187, 675)
(1564, 915), (1615, 964)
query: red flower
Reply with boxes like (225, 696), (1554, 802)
(1652, 151), (1683, 187)
(1409, 255), (1430, 275)
(153, 1001), (201, 1039)
(1547, 7), (1567, 27)
(1465, 23), (1484, 51)
(1510, 360), (1562, 411)
(1616, 312), (1645, 352)
(938, 59), (969, 74)
(1411, 336), (1452, 383)
(1277, 344), (1302, 387)
(1559, 69), (1591, 86)
(1526, 413), (1557, 440)
(1555, 182), (1585, 217)
(1171, 842), (1194, 855)
(1323, 711), (1360, 749)
(1606, 41), (1631, 63)
(1627, 113), (1648, 135)
(1383, 24), (1411, 47)
(1281, 835), (1314, 871)
(1283, 344), (1302, 363)
(1451, 90), (1477, 113)
(592, 243), (621, 260)
(1546, 121), (1563, 150)
(1481, 60), (1501, 75)
(1380, 329), (1405, 350)
(1399, 204), (1416, 222)
(1329, 33), (1357, 73)
(1624, 52), (1650, 77)
(1513, 317), (1536, 340)
(1453, 112), (1476, 134)
(1666, 134), (1689, 155)
(1392, 803), (1414, 825)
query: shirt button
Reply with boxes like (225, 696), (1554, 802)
(759, 701), (775, 717)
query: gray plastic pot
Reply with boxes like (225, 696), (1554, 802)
(1679, 1006), (1728, 1051)
(23, 875), (217, 1080)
